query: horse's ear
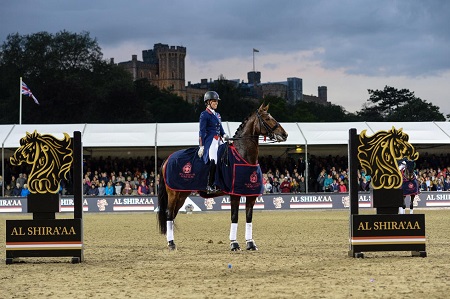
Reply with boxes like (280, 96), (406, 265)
(258, 103), (264, 111)
(265, 103), (270, 111)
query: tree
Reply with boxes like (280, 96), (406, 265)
(389, 98), (445, 121)
(357, 86), (445, 121)
(0, 31), (135, 124)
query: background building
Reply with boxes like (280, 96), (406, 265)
(117, 43), (330, 106)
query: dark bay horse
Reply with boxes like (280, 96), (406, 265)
(399, 159), (419, 214)
(157, 103), (288, 251)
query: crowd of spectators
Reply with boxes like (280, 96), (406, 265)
(3, 152), (450, 196)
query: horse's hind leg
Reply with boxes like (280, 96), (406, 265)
(229, 196), (241, 251)
(409, 196), (414, 214)
(399, 196), (406, 214)
(245, 196), (258, 251)
(165, 191), (187, 250)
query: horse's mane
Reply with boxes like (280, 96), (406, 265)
(358, 127), (418, 189)
(233, 110), (256, 138)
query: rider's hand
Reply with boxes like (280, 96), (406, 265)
(223, 134), (231, 143)
(198, 146), (204, 158)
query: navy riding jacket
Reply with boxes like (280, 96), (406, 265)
(199, 108), (225, 164)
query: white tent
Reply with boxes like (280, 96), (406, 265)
(1, 122), (450, 156)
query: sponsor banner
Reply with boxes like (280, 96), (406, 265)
(0, 198), (25, 213)
(6, 218), (83, 260)
(423, 192), (450, 207)
(60, 198), (89, 212)
(349, 214), (426, 252)
(218, 196), (265, 210)
(1, 192), (449, 213)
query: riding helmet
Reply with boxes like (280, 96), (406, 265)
(204, 91), (220, 102)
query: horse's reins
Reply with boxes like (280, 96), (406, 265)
(227, 110), (281, 143)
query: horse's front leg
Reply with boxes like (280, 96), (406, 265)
(229, 196), (241, 251)
(409, 195), (414, 214)
(245, 196), (258, 251)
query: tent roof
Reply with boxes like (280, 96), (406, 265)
(1, 122), (450, 149)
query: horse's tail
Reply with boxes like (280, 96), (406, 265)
(157, 160), (168, 235)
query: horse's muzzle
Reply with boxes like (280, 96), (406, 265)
(275, 132), (288, 142)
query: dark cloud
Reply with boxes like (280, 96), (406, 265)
(1, 0), (449, 78)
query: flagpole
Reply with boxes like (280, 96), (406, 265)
(19, 77), (22, 125)
(253, 50), (255, 72)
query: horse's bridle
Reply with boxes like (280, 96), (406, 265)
(256, 110), (280, 141)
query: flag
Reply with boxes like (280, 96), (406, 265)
(21, 81), (40, 105)
(253, 48), (259, 53)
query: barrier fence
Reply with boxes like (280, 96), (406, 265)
(1, 191), (450, 213)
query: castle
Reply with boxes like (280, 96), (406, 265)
(117, 43), (329, 106)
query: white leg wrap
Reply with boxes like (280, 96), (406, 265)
(229, 223), (238, 241)
(398, 207), (404, 214)
(245, 223), (253, 241)
(166, 220), (174, 242)
(410, 209), (414, 214)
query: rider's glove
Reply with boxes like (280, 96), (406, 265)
(198, 146), (204, 158)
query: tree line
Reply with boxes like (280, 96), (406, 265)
(0, 31), (447, 124)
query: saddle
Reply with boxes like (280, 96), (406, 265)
(165, 144), (263, 197)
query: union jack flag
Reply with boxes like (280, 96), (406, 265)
(21, 81), (40, 105)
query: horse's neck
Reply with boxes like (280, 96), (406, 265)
(234, 117), (259, 164)
(234, 140), (258, 164)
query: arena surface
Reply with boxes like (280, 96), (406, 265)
(1, 209), (450, 298)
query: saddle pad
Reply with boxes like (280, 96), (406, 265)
(165, 147), (209, 192)
(165, 145), (263, 197)
(216, 145), (264, 196)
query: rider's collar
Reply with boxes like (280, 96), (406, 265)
(207, 107), (215, 114)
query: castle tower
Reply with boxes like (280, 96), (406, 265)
(142, 43), (186, 96)
(318, 86), (327, 102)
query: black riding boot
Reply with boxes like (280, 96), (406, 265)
(207, 160), (219, 194)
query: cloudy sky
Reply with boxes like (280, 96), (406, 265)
(2, 0), (450, 115)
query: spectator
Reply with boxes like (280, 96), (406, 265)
(122, 181), (133, 195)
(272, 177), (280, 193)
(87, 183), (99, 196)
(280, 177), (291, 193)
(444, 176), (450, 191)
(297, 156), (306, 177)
(317, 169), (326, 192)
(135, 181), (146, 195)
(83, 178), (90, 195)
(359, 176), (370, 191)
(20, 184), (30, 197)
(148, 181), (155, 195)
(17, 173), (27, 188)
(105, 181), (114, 196)
(264, 180), (272, 194)
(290, 178), (299, 193)
(114, 181), (122, 195)
(131, 183), (139, 195)
(298, 176), (306, 193)
(9, 175), (16, 190)
(12, 183), (22, 197)
(330, 179), (339, 192)
(338, 180), (347, 193)
(4, 185), (12, 196)
(98, 181), (106, 196)
(324, 174), (333, 192)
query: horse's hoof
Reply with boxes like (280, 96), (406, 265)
(246, 239), (258, 251)
(230, 241), (241, 251)
(167, 240), (177, 251)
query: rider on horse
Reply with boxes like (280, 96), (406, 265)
(198, 91), (229, 193)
